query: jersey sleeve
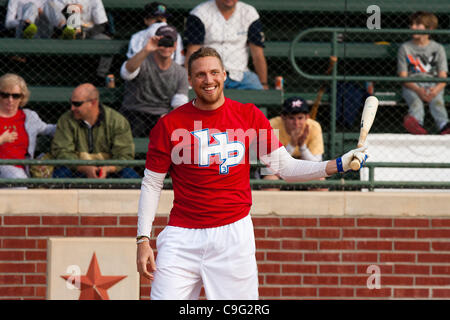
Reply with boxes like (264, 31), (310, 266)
(145, 119), (172, 173)
(248, 19), (265, 48)
(184, 14), (205, 45)
(252, 106), (282, 158)
(397, 44), (408, 74)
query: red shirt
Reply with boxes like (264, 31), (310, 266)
(146, 98), (282, 228)
(0, 110), (29, 167)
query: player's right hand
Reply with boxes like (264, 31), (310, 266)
(137, 241), (156, 281)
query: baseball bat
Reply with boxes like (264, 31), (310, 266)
(349, 96), (379, 171)
(310, 56), (338, 120)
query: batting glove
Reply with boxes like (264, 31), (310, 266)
(336, 146), (369, 172)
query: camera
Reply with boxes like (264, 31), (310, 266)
(158, 37), (174, 47)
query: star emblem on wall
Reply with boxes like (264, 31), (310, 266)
(61, 252), (127, 300)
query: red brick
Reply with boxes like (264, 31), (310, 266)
(104, 227), (136, 237)
(3, 216), (40, 225)
(395, 241), (430, 251)
(319, 287), (354, 297)
(320, 264), (355, 274)
(2, 239), (36, 249)
(394, 218), (429, 228)
(394, 288), (429, 298)
(81, 216), (117, 226)
(0, 275), (22, 284)
(303, 276), (338, 285)
(36, 263), (46, 273)
(418, 253), (450, 263)
(357, 264), (393, 274)
(357, 241), (392, 250)
(433, 289), (450, 298)
(266, 252), (302, 262)
(252, 217), (281, 227)
(28, 227), (65, 237)
(282, 240), (317, 250)
(66, 227), (102, 237)
(25, 251), (46, 261)
(416, 277), (450, 286)
(380, 253), (415, 263)
(0, 286), (35, 297)
(256, 240), (281, 250)
(42, 216), (79, 225)
(379, 229), (415, 238)
(0, 227), (26, 237)
(119, 216), (137, 225)
(432, 265), (450, 274)
(25, 275), (46, 284)
(432, 219), (450, 227)
(304, 253), (340, 262)
(35, 286), (46, 298)
(341, 276), (368, 286)
(418, 229), (450, 238)
(254, 228), (266, 238)
(282, 264), (317, 274)
(356, 288), (391, 298)
(382, 276), (414, 285)
(259, 287), (281, 297)
(395, 264), (430, 275)
(305, 228), (340, 239)
(153, 216), (169, 226)
(266, 228), (302, 238)
(342, 253), (378, 262)
(281, 287), (317, 297)
(282, 218), (316, 227)
(357, 218), (392, 227)
(266, 275), (301, 285)
(257, 263), (280, 273)
(320, 240), (355, 250)
(432, 242), (450, 251)
(319, 218), (355, 227)
(343, 229), (378, 238)
(0, 263), (35, 273)
(0, 250), (24, 261)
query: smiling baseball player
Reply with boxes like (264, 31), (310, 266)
(136, 47), (368, 300)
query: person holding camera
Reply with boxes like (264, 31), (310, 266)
(120, 25), (189, 137)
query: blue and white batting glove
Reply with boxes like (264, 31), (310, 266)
(336, 146), (369, 173)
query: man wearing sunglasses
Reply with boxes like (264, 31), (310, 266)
(51, 83), (139, 179)
(120, 24), (189, 137)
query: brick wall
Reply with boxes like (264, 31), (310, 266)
(1, 214), (450, 299)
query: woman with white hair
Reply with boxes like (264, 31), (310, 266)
(0, 73), (56, 179)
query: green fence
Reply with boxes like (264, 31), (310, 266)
(0, 1), (449, 190)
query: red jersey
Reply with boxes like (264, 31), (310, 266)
(146, 98), (282, 228)
(0, 110), (29, 168)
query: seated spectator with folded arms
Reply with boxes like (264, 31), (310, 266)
(0, 73), (56, 179)
(51, 83), (139, 179)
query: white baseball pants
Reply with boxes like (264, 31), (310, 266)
(150, 214), (258, 300)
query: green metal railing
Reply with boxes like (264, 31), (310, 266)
(2, 159), (450, 190)
(289, 28), (450, 159)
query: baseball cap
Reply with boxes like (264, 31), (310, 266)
(155, 24), (177, 42)
(282, 96), (310, 115)
(144, 2), (171, 18)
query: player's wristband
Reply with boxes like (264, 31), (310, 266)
(336, 157), (344, 173)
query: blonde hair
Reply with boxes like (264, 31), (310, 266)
(0, 73), (30, 107)
(187, 47), (225, 76)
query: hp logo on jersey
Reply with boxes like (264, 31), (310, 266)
(191, 129), (245, 174)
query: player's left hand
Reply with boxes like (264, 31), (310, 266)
(338, 146), (369, 172)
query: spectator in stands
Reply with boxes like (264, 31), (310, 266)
(51, 83), (139, 179)
(126, 2), (184, 66)
(120, 24), (189, 137)
(5, 0), (53, 38)
(45, 0), (114, 85)
(262, 96), (325, 188)
(398, 11), (450, 135)
(184, 0), (268, 90)
(0, 73), (56, 179)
